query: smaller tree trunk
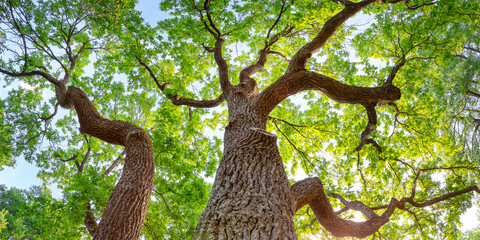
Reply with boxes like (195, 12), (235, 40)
(93, 130), (155, 239)
(63, 87), (155, 239)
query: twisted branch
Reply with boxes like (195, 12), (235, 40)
(291, 176), (479, 238)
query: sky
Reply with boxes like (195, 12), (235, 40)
(0, 0), (479, 234)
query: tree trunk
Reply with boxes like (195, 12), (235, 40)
(64, 86), (155, 239)
(92, 130), (155, 240)
(194, 121), (297, 239)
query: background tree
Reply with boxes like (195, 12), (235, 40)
(0, 0), (479, 239)
(0, 185), (84, 239)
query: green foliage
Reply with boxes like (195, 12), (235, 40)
(0, 209), (7, 234)
(0, 100), (13, 169)
(0, 0), (479, 239)
(462, 227), (480, 240)
(0, 185), (86, 239)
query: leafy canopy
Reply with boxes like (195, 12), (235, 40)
(0, 0), (479, 239)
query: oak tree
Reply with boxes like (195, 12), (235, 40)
(0, 0), (479, 239)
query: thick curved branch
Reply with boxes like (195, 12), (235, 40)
(291, 178), (390, 238)
(66, 87), (141, 145)
(255, 70), (401, 116)
(287, 0), (377, 72)
(292, 177), (479, 238)
(136, 56), (225, 108)
(0, 68), (75, 108)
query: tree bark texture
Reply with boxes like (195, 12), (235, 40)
(64, 86), (155, 239)
(194, 127), (297, 240)
(0, 68), (156, 238)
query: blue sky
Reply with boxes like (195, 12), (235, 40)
(0, 0), (478, 234)
(0, 0), (162, 197)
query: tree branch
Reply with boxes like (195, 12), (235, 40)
(136, 56), (225, 108)
(329, 192), (378, 219)
(213, 38), (232, 93)
(190, 0), (232, 93)
(103, 150), (125, 176)
(287, 0), (377, 72)
(254, 70), (401, 116)
(467, 89), (480, 99)
(203, 0), (221, 38)
(62, 86), (155, 240)
(355, 103), (381, 152)
(268, 50), (290, 62)
(292, 177), (479, 238)
(76, 145), (91, 174)
(0, 68), (61, 86)
(291, 177), (390, 238)
(404, 0), (436, 10)
(385, 57), (406, 86)
(240, 26), (293, 83)
(84, 202), (98, 237)
(465, 47), (480, 54)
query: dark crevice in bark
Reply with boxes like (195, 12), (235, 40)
(194, 128), (297, 239)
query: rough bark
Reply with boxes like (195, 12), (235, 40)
(93, 129), (154, 239)
(63, 86), (155, 239)
(194, 127), (297, 240)
(191, 1), (405, 238)
(255, 70), (401, 116)
(193, 69), (296, 239)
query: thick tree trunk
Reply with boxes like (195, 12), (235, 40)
(194, 125), (297, 239)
